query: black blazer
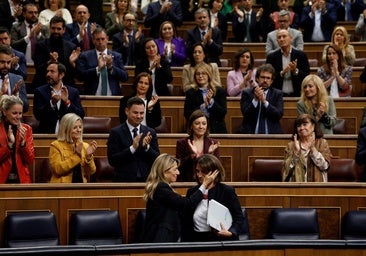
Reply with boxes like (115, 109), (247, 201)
(112, 30), (144, 66)
(184, 86), (227, 133)
(64, 22), (96, 51)
(232, 10), (263, 42)
(143, 182), (204, 243)
(119, 95), (161, 129)
(186, 26), (223, 66)
(0, 1), (15, 31)
(33, 84), (85, 133)
(134, 58), (173, 96)
(240, 87), (284, 134)
(209, 12), (228, 41)
(31, 38), (76, 93)
(107, 122), (160, 182)
(266, 48), (310, 97)
(182, 182), (245, 242)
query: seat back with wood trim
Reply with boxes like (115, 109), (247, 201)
(4, 211), (59, 248)
(333, 118), (346, 134)
(69, 210), (123, 245)
(342, 210), (366, 240)
(83, 117), (111, 133)
(251, 159), (283, 181)
(328, 158), (357, 182)
(92, 157), (114, 182)
(268, 208), (320, 239)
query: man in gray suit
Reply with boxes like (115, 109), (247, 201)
(0, 44), (28, 113)
(265, 10), (303, 56)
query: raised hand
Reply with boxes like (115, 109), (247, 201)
(208, 140), (220, 154)
(293, 134), (300, 153)
(18, 123), (27, 146)
(7, 125), (15, 148)
(86, 140), (97, 159)
(142, 132), (152, 149)
(12, 79), (23, 96)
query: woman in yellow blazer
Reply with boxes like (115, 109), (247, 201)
(49, 113), (97, 183)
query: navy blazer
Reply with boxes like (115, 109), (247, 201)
(143, 182), (204, 243)
(64, 22), (96, 51)
(240, 86), (284, 134)
(33, 84), (85, 133)
(300, 3), (337, 42)
(8, 73), (28, 113)
(107, 122), (160, 182)
(266, 47), (310, 97)
(186, 26), (223, 66)
(184, 86), (227, 133)
(77, 49), (128, 95)
(144, 0), (183, 38)
(182, 182), (245, 242)
(11, 49), (27, 80)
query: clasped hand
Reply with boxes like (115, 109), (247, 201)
(133, 131), (152, 150)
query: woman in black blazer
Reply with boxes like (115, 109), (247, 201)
(184, 62), (227, 133)
(119, 72), (161, 129)
(142, 153), (218, 243)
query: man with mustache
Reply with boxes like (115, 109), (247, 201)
(33, 61), (84, 134)
(239, 63), (284, 134)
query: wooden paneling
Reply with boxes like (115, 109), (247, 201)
(2, 183), (366, 245)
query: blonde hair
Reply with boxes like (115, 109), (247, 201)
(57, 113), (83, 143)
(300, 74), (329, 114)
(143, 153), (180, 201)
(331, 26), (350, 49)
(45, 0), (66, 9)
(193, 62), (217, 96)
(0, 95), (23, 121)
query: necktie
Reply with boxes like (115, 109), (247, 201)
(201, 31), (206, 40)
(132, 127), (138, 138)
(127, 34), (133, 65)
(258, 102), (266, 134)
(82, 27), (90, 51)
(245, 13), (251, 42)
(100, 53), (108, 95)
(29, 24), (36, 58)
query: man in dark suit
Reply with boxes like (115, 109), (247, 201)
(112, 12), (144, 66)
(64, 4), (97, 52)
(0, 28), (27, 80)
(144, 0), (182, 38)
(33, 62), (84, 134)
(77, 27), (128, 96)
(31, 15), (76, 94)
(186, 8), (223, 66)
(232, 0), (264, 42)
(240, 63), (283, 134)
(0, 44), (28, 113)
(266, 29), (310, 97)
(0, 0), (23, 31)
(10, 3), (48, 64)
(107, 96), (160, 182)
(300, 0), (337, 42)
(356, 126), (366, 181)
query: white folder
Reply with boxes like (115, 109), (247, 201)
(207, 199), (233, 231)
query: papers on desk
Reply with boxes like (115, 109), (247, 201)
(207, 199), (233, 231)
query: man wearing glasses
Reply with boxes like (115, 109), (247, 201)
(239, 63), (284, 134)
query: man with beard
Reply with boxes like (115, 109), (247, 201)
(31, 15), (76, 94)
(0, 28), (27, 80)
(239, 63), (284, 134)
(10, 3), (49, 65)
(33, 62), (84, 134)
(0, 44), (28, 113)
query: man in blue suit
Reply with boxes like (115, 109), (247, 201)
(107, 96), (160, 182)
(33, 62), (84, 134)
(240, 63), (284, 134)
(0, 44), (28, 113)
(0, 28), (27, 80)
(64, 4), (97, 52)
(76, 27), (128, 95)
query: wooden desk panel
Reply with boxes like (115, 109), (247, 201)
(1, 183), (366, 245)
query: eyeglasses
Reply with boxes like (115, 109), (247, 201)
(195, 72), (207, 77)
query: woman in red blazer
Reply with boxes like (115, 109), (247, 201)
(0, 95), (34, 183)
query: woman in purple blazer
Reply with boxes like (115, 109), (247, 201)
(155, 21), (187, 67)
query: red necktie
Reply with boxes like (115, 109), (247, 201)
(82, 28), (90, 51)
